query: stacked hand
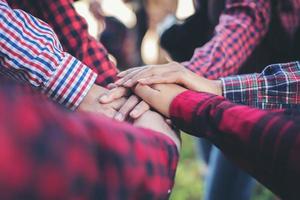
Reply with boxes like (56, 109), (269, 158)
(78, 62), (222, 151)
(78, 84), (150, 120)
(113, 62), (222, 117)
(78, 83), (180, 151)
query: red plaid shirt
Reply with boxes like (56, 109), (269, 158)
(184, 0), (300, 79)
(221, 61), (300, 109)
(0, 78), (178, 200)
(8, 0), (118, 86)
(170, 90), (300, 199)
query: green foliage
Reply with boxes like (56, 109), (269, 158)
(170, 134), (277, 200)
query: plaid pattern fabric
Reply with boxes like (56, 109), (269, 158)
(0, 78), (178, 200)
(8, 0), (118, 86)
(0, 0), (97, 110)
(221, 61), (300, 109)
(184, 0), (300, 80)
(170, 90), (300, 199)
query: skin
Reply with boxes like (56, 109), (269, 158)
(78, 84), (180, 151)
(133, 110), (181, 151)
(115, 62), (222, 96)
(78, 84), (150, 121)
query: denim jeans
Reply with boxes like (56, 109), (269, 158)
(198, 139), (255, 200)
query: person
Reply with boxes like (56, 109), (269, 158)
(7, 0), (151, 121)
(115, 61), (300, 109)
(115, 1), (300, 199)
(116, 59), (300, 199)
(128, 65), (300, 200)
(0, 78), (180, 200)
(0, 1), (180, 198)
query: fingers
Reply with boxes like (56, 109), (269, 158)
(107, 83), (117, 89)
(122, 68), (157, 87)
(114, 95), (140, 121)
(115, 68), (145, 86)
(129, 101), (150, 119)
(133, 84), (160, 105)
(100, 107), (117, 118)
(99, 87), (129, 104)
(117, 66), (145, 77)
(108, 97), (127, 110)
(138, 72), (180, 85)
(116, 63), (181, 88)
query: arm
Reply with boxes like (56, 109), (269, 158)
(221, 61), (300, 109)
(133, 83), (300, 199)
(183, 0), (271, 79)
(170, 90), (300, 199)
(0, 0), (96, 110)
(0, 79), (178, 200)
(8, 0), (118, 86)
(117, 61), (300, 109)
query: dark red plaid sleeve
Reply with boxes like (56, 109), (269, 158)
(0, 80), (178, 200)
(183, 0), (271, 79)
(8, 0), (117, 86)
(170, 90), (300, 199)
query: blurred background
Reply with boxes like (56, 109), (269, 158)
(74, 0), (275, 199)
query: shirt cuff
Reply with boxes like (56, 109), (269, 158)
(43, 53), (97, 110)
(220, 73), (260, 106)
(169, 90), (217, 134)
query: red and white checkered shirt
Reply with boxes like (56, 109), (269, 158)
(8, 0), (118, 87)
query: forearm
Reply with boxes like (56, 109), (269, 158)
(0, 79), (178, 199)
(183, 0), (271, 79)
(170, 90), (300, 199)
(0, 0), (98, 110)
(221, 61), (300, 109)
(8, 0), (118, 86)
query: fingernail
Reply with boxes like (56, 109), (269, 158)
(130, 110), (138, 118)
(124, 79), (133, 87)
(117, 72), (125, 77)
(115, 79), (123, 85)
(138, 79), (147, 84)
(99, 95), (108, 102)
(114, 113), (124, 121)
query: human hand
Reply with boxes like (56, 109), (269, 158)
(133, 83), (187, 118)
(99, 84), (150, 121)
(134, 110), (181, 151)
(78, 84), (126, 118)
(115, 62), (222, 96)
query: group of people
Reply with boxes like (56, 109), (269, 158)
(0, 0), (300, 200)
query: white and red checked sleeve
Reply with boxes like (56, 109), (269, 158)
(0, 0), (97, 110)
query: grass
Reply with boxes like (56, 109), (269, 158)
(170, 134), (276, 200)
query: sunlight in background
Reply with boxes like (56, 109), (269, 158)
(176, 0), (195, 20)
(141, 30), (160, 65)
(74, 1), (99, 38)
(142, 0), (195, 64)
(75, 0), (195, 64)
(101, 0), (137, 28)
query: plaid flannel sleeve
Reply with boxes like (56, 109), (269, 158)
(0, 79), (178, 200)
(0, 0), (97, 110)
(220, 61), (300, 109)
(170, 90), (300, 199)
(183, 0), (271, 79)
(8, 0), (118, 86)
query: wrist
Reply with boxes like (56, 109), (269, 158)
(77, 84), (108, 111)
(44, 54), (97, 110)
(213, 80), (222, 96)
